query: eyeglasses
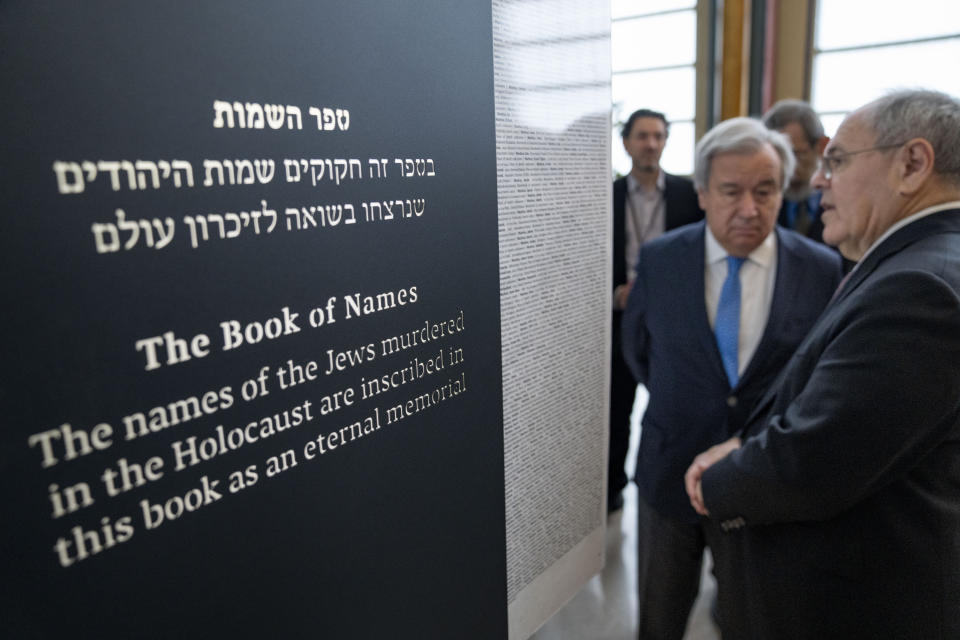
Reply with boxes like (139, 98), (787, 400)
(820, 143), (905, 179)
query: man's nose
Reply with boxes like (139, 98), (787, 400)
(811, 163), (829, 189)
(738, 192), (760, 217)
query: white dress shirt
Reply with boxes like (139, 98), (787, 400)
(704, 227), (778, 377)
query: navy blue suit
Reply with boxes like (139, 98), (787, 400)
(609, 173), (702, 509)
(621, 221), (841, 638)
(622, 222), (842, 522)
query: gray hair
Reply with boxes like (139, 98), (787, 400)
(694, 117), (796, 192)
(862, 89), (960, 187)
(762, 99), (825, 147)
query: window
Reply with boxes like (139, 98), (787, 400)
(811, 0), (960, 136)
(611, 1), (698, 176)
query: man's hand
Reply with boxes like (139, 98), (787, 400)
(684, 437), (741, 516)
(614, 280), (634, 310)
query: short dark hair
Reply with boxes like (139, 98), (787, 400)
(621, 109), (669, 140)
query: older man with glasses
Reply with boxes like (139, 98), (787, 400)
(686, 88), (960, 639)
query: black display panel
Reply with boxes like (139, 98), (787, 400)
(0, 3), (506, 637)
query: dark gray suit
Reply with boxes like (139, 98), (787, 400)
(703, 208), (960, 639)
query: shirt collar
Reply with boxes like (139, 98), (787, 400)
(626, 169), (665, 195)
(705, 224), (776, 268)
(857, 200), (960, 265)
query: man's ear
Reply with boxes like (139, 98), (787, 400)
(898, 137), (935, 195)
(697, 189), (708, 211)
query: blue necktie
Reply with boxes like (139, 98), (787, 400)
(716, 256), (746, 387)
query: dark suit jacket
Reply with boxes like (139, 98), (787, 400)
(612, 172), (703, 291)
(702, 208), (960, 638)
(622, 223), (842, 522)
(777, 192), (825, 244)
(612, 173), (703, 382)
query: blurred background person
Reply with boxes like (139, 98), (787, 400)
(609, 108), (703, 513)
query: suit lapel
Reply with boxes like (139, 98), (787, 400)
(745, 208), (960, 429)
(738, 228), (793, 388)
(663, 172), (677, 228)
(833, 208), (960, 307)
(613, 177), (627, 286)
(684, 223), (728, 382)
(739, 231), (810, 428)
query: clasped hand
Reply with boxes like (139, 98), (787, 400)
(684, 437), (741, 516)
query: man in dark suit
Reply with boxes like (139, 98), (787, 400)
(609, 108), (702, 513)
(762, 99), (830, 243)
(686, 89), (960, 639)
(763, 99), (855, 274)
(622, 117), (842, 639)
